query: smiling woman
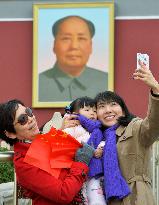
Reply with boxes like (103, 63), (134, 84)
(95, 91), (134, 127)
(0, 99), (94, 205)
(10, 104), (39, 141)
(63, 66), (159, 205)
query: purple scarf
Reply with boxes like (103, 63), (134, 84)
(103, 125), (131, 201)
(77, 114), (103, 178)
(77, 115), (131, 201)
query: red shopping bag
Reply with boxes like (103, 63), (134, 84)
(24, 127), (82, 178)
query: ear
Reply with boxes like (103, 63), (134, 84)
(53, 40), (56, 54)
(4, 130), (17, 139)
(90, 39), (93, 54)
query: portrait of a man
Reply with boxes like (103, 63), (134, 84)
(39, 15), (108, 102)
(32, 2), (114, 107)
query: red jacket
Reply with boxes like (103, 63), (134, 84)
(14, 142), (89, 205)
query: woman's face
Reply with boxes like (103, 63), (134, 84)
(97, 101), (124, 127)
(12, 104), (39, 141)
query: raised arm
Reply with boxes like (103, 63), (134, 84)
(133, 63), (159, 146)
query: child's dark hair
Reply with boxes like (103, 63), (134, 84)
(65, 96), (96, 114)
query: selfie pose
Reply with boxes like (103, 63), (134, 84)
(63, 63), (159, 205)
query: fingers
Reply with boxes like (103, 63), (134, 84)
(62, 114), (80, 129)
(133, 71), (146, 80)
(133, 67), (151, 80)
(132, 67), (159, 91)
(134, 66), (149, 74)
(94, 149), (103, 158)
(64, 119), (79, 128)
(94, 152), (102, 158)
(63, 114), (77, 120)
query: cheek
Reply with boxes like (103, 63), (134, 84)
(79, 110), (86, 116)
(97, 110), (103, 121)
(54, 42), (68, 55)
(17, 127), (28, 135)
(117, 109), (124, 117)
(82, 43), (92, 54)
(13, 127), (28, 139)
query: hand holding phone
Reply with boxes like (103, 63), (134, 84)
(137, 53), (149, 69)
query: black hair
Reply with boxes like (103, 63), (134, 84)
(95, 91), (136, 126)
(65, 96), (96, 114)
(0, 99), (25, 145)
(52, 15), (95, 38)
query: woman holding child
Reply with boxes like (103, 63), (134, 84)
(63, 63), (159, 205)
(0, 100), (94, 205)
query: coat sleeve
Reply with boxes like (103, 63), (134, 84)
(64, 126), (90, 143)
(138, 94), (159, 146)
(14, 155), (88, 204)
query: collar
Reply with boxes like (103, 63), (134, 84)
(14, 142), (30, 155)
(116, 126), (126, 137)
(116, 118), (138, 142)
(51, 63), (89, 92)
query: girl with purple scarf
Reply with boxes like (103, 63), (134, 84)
(64, 96), (107, 205)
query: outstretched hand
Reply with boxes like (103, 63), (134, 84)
(133, 62), (159, 94)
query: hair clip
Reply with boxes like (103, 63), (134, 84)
(65, 105), (71, 113)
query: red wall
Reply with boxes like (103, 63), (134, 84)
(115, 19), (159, 117)
(0, 20), (159, 127)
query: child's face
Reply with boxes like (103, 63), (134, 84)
(79, 105), (97, 120)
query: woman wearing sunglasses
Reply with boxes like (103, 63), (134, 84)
(0, 100), (94, 205)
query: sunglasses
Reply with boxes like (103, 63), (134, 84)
(15, 107), (33, 126)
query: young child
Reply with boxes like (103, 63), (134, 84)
(64, 96), (106, 205)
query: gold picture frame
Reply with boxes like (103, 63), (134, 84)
(32, 2), (114, 108)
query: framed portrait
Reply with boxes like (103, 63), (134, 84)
(32, 2), (114, 108)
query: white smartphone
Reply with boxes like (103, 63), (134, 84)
(137, 53), (149, 69)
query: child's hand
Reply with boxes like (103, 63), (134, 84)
(94, 147), (103, 158)
(61, 114), (80, 129)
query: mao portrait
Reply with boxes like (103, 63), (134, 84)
(32, 3), (114, 108)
